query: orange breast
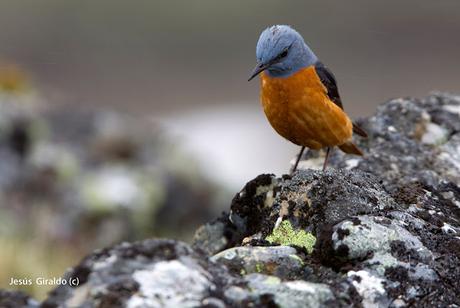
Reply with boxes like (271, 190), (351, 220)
(260, 66), (353, 149)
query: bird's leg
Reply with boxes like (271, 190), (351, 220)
(322, 147), (332, 171)
(291, 146), (305, 174)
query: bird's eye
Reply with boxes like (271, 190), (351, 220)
(279, 49), (288, 58)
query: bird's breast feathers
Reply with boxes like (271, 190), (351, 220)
(260, 65), (352, 148)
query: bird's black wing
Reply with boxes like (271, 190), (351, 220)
(315, 61), (343, 109)
(315, 61), (368, 138)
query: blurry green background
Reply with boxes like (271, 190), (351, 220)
(0, 0), (459, 299)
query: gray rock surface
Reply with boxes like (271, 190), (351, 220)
(226, 274), (334, 308)
(0, 290), (39, 308)
(211, 246), (305, 279)
(41, 239), (334, 308)
(4, 93), (460, 307)
(41, 239), (231, 307)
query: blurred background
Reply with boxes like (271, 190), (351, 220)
(0, 0), (459, 299)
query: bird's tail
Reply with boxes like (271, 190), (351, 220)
(338, 141), (363, 156)
(353, 123), (368, 138)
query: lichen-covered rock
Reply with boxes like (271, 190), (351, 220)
(195, 93), (460, 307)
(40, 239), (336, 307)
(192, 214), (239, 256)
(225, 274), (334, 308)
(211, 246), (305, 279)
(5, 93), (460, 307)
(41, 239), (233, 307)
(227, 169), (396, 249)
(215, 166), (458, 306)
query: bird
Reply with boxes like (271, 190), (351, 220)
(248, 25), (367, 172)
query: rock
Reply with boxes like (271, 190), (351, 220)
(0, 94), (225, 299)
(228, 169), (396, 249)
(41, 239), (233, 307)
(0, 96), (223, 244)
(5, 93), (460, 307)
(40, 238), (335, 307)
(207, 93), (460, 307)
(332, 215), (433, 269)
(225, 274), (334, 308)
(192, 219), (231, 256)
(211, 246), (305, 279)
(306, 92), (460, 192)
(217, 164), (458, 306)
(0, 290), (39, 308)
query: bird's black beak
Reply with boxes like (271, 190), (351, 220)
(248, 62), (269, 81)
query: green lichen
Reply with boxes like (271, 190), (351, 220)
(255, 263), (264, 273)
(288, 254), (305, 266)
(266, 220), (316, 254)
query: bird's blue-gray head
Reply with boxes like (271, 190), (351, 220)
(248, 25), (318, 81)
